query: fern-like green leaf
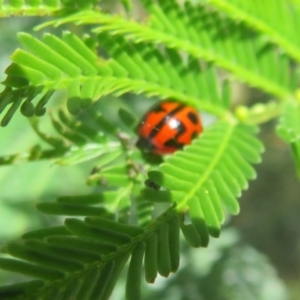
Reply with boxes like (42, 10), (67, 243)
(0, 1), (286, 298)
(40, 1), (296, 98)
(0, 110), (122, 166)
(0, 208), (181, 300)
(207, 0), (300, 65)
(97, 31), (228, 112)
(142, 120), (264, 246)
(137, 0), (296, 97)
(0, 29), (228, 125)
(37, 186), (134, 222)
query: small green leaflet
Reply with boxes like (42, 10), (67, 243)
(142, 120), (264, 245)
(277, 100), (300, 179)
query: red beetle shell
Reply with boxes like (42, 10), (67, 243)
(136, 101), (203, 155)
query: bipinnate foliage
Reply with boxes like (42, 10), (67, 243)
(0, 0), (299, 299)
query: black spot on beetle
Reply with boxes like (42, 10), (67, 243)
(164, 138), (184, 149)
(187, 112), (199, 124)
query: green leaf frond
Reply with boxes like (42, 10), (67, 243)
(0, 107), (124, 166)
(142, 121), (264, 246)
(207, 0), (300, 64)
(0, 208), (180, 300)
(0, 0), (292, 298)
(0, 117), (67, 166)
(0, 29), (228, 125)
(3, 117), (263, 298)
(0, 0), (97, 17)
(38, 0), (297, 99)
(96, 31), (229, 112)
(277, 99), (300, 178)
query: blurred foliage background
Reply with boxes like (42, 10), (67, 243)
(0, 2), (300, 299)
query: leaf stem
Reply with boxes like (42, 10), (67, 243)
(235, 101), (283, 125)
